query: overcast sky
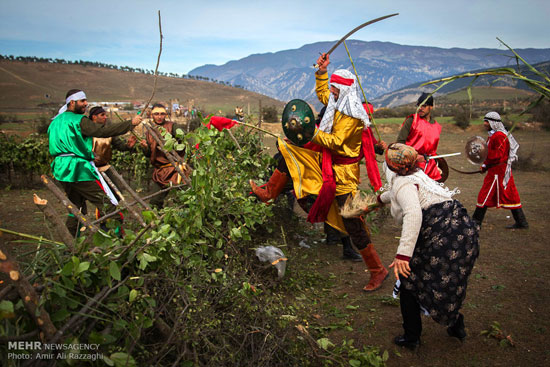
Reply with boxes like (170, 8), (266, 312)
(1, 0), (549, 74)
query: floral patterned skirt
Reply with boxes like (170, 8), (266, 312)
(401, 200), (480, 326)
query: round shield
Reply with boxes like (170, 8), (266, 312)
(435, 157), (449, 183)
(465, 136), (488, 165)
(281, 99), (316, 146)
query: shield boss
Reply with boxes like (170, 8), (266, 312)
(281, 99), (315, 146)
(465, 136), (488, 165)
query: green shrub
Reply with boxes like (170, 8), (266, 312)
(262, 105), (279, 123)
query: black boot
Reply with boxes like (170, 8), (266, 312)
(507, 208), (529, 229)
(472, 206), (487, 228)
(342, 236), (362, 262)
(447, 313), (467, 341)
(394, 335), (420, 350)
(324, 222), (341, 246)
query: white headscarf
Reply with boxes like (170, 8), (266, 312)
(318, 69), (370, 133)
(52, 91), (87, 119)
(382, 162), (458, 200)
(484, 111), (519, 188)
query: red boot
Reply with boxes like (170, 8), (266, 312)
(359, 244), (389, 292)
(249, 169), (288, 204)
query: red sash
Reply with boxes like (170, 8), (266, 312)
(306, 128), (382, 223)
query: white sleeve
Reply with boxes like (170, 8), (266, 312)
(394, 182), (423, 259)
(379, 191), (391, 204)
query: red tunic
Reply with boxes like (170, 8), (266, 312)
(476, 131), (521, 209)
(403, 114), (442, 180)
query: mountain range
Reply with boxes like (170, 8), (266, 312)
(189, 41), (550, 107)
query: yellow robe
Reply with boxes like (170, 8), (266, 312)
(278, 72), (364, 234)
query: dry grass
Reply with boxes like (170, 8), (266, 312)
(339, 190), (378, 218)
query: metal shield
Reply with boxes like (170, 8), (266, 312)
(435, 157), (449, 183)
(281, 99), (316, 146)
(465, 136), (488, 165)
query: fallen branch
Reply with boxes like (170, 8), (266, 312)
(0, 246), (57, 341)
(107, 166), (151, 210)
(33, 194), (75, 252)
(91, 184), (185, 225)
(0, 330), (39, 343)
(143, 123), (191, 186)
(40, 175), (99, 234)
(100, 171), (147, 227)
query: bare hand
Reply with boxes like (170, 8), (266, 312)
(139, 139), (148, 149)
(316, 53), (330, 72)
(132, 115), (142, 126)
(377, 140), (388, 151)
(389, 258), (411, 280)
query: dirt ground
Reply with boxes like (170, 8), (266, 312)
(1, 123), (549, 366)
(295, 124), (550, 366)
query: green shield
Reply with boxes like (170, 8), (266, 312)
(281, 99), (316, 146)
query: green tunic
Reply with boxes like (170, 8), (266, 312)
(48, 111), (132, 182)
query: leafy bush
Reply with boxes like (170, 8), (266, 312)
(453, 105), (478, 129)
(3, 122), (388, 366)
(0, 133), (51, 186)
(531, 100), (550, 130)
(262, 105), (279, 123)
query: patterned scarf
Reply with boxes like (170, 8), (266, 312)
(318, 69), (370, 133)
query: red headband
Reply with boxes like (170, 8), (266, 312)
(330, 74), (354, 86)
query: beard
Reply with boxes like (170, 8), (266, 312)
(74, 104), (87, 114)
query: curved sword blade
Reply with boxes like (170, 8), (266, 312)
(326, 13), (399, 55)
(449, 166), (482, 175)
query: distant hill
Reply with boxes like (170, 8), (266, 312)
(371, 60), (550, 107)
(0, 60), (284, 113)
(189, 40), (550, 108)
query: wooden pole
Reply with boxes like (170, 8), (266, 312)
(143, 123), (191, 186)
(91, 184), (185, 225)
(342, 40), (382, 142)
(258, 99), (262, 128)
(100, 172), (147, 227)
(40, 175), (99, 234)
(33, 194), (75, 252)
(107, 166), (151, 210)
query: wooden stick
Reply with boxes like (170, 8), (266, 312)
(33, 194), (75, 252)
(100, 171), (147, 227)
(40, 175), (99, 234)
(0, 330), (39, 343)
(143, 123), (191, 185)
(225, 128), (242, 151)
(0, 246), (57, 341)
(343, 40), (382, 142)
(107, 166), (151, 210)
(140, 11), (163, 121)
(91, 184), (185, 225)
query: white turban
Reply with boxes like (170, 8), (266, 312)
(318, 69), (370, 133)
(52, 91), (87, 119)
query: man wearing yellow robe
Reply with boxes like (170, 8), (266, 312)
(250, 53), (388, 292)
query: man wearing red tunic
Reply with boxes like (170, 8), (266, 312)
(397, 93), (442, 181)
(472, 112), (528, 229)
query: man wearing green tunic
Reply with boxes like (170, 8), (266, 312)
(48, 89), (142, 235)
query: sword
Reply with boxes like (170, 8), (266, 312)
(449, 166), (482, 175)
(314, 13), (399, 68)
(426, 152), (461, 160)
